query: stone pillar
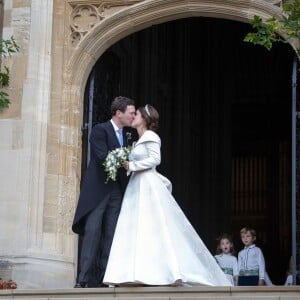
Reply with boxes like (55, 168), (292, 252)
(0, 0), (75, 289)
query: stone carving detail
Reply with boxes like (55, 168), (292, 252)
(67, 0), (285, 47)
(269, 0), (282, 6)
(72, 5), (99, 33)
(68, 1), (144, 47)
(70, 4), (99, 47)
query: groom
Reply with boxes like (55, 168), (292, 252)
(72, 96), (136, 287)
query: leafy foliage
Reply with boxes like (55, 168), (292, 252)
(244, 0), (300, 59)
(0, 36), (19, 112)
(243, 15), (285, 50)
(281, 1), (300, 40)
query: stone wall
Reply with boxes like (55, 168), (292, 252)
(0, 0), (75, 288)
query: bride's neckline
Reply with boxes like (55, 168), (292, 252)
(139, 128), (148, 138)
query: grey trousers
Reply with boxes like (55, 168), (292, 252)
(78, 185), (123, 285)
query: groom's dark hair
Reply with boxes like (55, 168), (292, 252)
(111, 96), (135, 116)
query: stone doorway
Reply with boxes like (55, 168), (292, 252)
(78, 17), (294, 285)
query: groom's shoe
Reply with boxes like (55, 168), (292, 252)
(98, 283), (109, 288)
(74, 282), (88, 288)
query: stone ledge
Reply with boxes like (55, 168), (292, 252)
(0, 286), (300, 299)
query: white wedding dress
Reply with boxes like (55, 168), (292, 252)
(103, 130), (231, 286)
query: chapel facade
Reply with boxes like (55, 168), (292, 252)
(0, 0), (299, 289)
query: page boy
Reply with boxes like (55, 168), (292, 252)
(237, 227), (265, 286)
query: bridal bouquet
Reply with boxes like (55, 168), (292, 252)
(103, 146), (131, 182)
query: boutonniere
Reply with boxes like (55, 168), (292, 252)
(126, 132), (132, 144)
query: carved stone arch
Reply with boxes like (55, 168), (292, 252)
(65, 0), (294, 88)
(63, 0), (297, 221)
(65, 0), (295, 84)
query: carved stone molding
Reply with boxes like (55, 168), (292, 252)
(266, 0), (282, 6)
(68, 0), (144, 47)
(67, 0), (285, 48)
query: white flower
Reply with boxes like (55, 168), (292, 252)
(103, 146), (131, 182)
(126, 132), (132, 143)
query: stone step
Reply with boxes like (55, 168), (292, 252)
(0, 286), (300, 300)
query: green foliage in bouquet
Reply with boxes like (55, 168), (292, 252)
(103, 146), (131, 183)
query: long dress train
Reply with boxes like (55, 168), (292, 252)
(103, 130), (231, 286)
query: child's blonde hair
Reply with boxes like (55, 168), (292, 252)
(240, 227), (256, 238)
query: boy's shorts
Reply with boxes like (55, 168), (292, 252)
(238, 275), (259, 286)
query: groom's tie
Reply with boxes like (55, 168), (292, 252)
(116, 128), (123, 146)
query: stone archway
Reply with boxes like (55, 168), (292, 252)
(61, 0), (297, 281)
(65, 0), (289, 92)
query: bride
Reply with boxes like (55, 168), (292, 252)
(103, 104), (231, 286)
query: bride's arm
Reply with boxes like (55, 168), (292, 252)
(128, 141), (161, 171)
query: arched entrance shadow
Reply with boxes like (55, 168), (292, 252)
(80, 17), (294, 285)
(64, 0), (299, 287)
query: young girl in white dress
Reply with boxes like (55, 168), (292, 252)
(103, 104), (231, 287)
(214, 233), (238, 286)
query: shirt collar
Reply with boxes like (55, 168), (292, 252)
(244, 244), (256, 249)
(110, 119), (121, 132)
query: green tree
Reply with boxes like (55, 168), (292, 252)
(0, 37), (19, 112)
(244, 0), (300, 60)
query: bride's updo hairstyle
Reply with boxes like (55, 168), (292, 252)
(139, 104), (159, 132)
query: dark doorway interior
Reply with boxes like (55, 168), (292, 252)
(80, 17), (294, 285)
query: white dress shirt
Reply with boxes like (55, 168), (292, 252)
(238, 244), (265, 280)
(111, 119), (122, 145)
